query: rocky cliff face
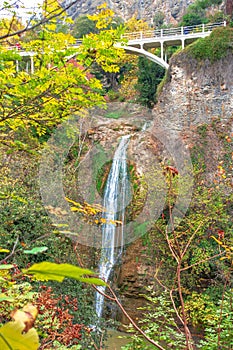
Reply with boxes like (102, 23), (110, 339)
(63, 0), (195, 23)
(155, 51), (233, 131)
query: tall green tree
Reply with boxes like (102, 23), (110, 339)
(135, 56), (165, 108)
(180, 0), (223, 26)
(71, 15), (98, 38)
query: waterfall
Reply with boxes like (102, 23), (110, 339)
(95, 135), (131, 318)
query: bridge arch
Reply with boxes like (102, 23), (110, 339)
(120, 45), (169, 69)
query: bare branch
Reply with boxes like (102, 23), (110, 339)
(106, 284), (166, 350)
(0, 0), (80, 40)
(176, 262), (194, 349)
(0, 236), (19, 263)
(181, 221), (203, 258)
(73, 242), (166, 350)
(180, 251), (226, 272)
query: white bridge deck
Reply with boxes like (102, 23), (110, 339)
(119, 21), (226, 68)
(5, 21), (227, 71)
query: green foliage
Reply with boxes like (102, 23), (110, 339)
(134, 144), (232, 346)
(180, 0), (222, 26)
(0, 181), (54, 267)
(181, 12), (206, 26)
(23, 247), (48, 255)
(197, 290), (233, 349)
(122, 291), (186, 350)
(186, 27), (233, 62)
(0, 280), (36, 320)
(0, 3), (125, 139)
(135, 56), (165, 108)
(24, 261), (106, 285)
(0, 261), (106, 349)
(1, 3), (232, 350)
(0, 265), (14, 270)
(196, 0), (222, 8)
(208, 11), (228, 23)
(71, 15), (98, 38)
(71, 14), (124, 39)
(105, 109), (125, 118)
(183, 292), (217, 328)
(153, 11), (165, 28)
(197, 123), (208, 138)
(122, 288), (233, 350)
(107, 90), (122, 102)
(0, 4), (125, 349)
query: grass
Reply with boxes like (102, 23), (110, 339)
(104, 110), (125, 119)
(186, 27), (233, 62)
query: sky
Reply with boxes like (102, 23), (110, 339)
(0, 0), (44, 21)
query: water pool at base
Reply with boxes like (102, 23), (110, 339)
(105, 329), (132, 349)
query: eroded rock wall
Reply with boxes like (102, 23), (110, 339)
(154, 51), (233, 131)
(63, 0), (196, 23)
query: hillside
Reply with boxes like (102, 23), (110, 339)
(62, 0), (197, 23)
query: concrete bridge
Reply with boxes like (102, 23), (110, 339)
(7, 21), (226, 72)
(118, 21), (226, 69)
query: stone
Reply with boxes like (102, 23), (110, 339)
(62, 0), (196, 24)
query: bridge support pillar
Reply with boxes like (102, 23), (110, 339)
(30, 55), (34, 74)
(160, 42), (164, 60)
(164, 49), (167, 63)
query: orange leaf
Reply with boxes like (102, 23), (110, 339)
(11, 304), (38, 333)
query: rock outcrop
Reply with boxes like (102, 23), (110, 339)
(63, 0), (196, 23)
(155, 51), (233, 131)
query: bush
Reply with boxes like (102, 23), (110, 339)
(186, 27), (233, 62)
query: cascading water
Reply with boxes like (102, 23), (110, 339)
(95, 135), (131, 318)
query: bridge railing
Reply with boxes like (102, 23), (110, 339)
(122, 21), (226, 41)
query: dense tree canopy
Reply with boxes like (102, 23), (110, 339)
(0, 2), (125, 145)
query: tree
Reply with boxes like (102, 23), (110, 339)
(153, 11), (165, 28)
(0, 2), (125, 142)
(71, 14), (124, 39)
(71, 15), (98, 38)
(121, 172), (232, 349)
(180, 0), (224, 26)
(181, 12), (206, 26)
(135, 56), (165, 108)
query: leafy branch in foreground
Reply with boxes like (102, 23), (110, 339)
(22, 261), (106, 285)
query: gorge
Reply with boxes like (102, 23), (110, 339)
(78, 28), (233, 332)
(1, 3), (233, 348)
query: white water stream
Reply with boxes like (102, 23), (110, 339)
(95, 135), (131, 318)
